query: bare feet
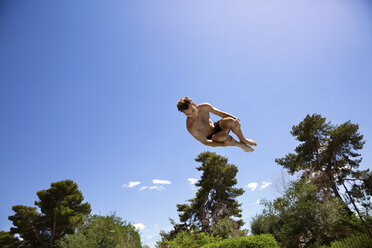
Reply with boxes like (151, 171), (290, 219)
(239, 138), (257, 146)
(224, 136), (255, 152)
(241, 143), (254, 152)
(244, 139), (257, 146)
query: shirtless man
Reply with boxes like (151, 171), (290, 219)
(177, 97), (257, 152)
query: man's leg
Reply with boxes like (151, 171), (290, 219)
(219, 117), (257, 146)
(212, 131), (254, 152)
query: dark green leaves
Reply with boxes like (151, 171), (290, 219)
(56, 213), (142, 248)
(177, 152), (244, 233)
(8, 180), (91, 248)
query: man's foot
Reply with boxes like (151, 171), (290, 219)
(247, 139), (257, 146)
(241, 138), (257, 146)
(241, 144), (254, 152)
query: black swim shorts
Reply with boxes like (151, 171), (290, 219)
(207, 121), (223, 140)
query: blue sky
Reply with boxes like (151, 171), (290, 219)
(1, 0), (372, 247)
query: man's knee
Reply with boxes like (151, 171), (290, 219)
(221, 117), (240, 128)
(229, 118), (240, 128)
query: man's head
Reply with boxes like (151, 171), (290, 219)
(177, 97), (198, 118)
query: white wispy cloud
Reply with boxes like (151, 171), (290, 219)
(122, 181), (141, 188)
(246, 182), (258, 191)
(146, 235), (153, 240)
(187, 178), (198, 185)
(133, 223), (145, 230)
(260, 181), (272, 190)
(150, 185), (165, 191)
(153, 179), (171, 185)
(139, 185), (166, 191)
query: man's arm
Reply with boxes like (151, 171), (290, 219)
(200, 103), (238, 119)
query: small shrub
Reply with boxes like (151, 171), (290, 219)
(160, 230), (222, 248)
(201, 234), (279, 248)
(327, 233), (372, 248)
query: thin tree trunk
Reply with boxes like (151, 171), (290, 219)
(33, 227), (48, 248)
(331, 147), (353, 216)
(330, 179), (353, 216)
(200, 192), (210, 232)
(315, 141), (352, 215)
(341, 181), (372, 239)
(50, 214), (57, 248)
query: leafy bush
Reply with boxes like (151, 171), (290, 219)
(251, 182), (356, 247)
(157, 230), (221, 248)
(57, 213), (141, 248)
(211, 217), (247, 239)
(201, 234), (279, 248)
(322, 233), (372, 248)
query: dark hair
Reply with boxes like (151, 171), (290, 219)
(177, 97), (193, 112)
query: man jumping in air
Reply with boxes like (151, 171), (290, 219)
(177, 97), (257, 152)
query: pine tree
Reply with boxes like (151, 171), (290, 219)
(0, 231), (18, 248)
(177, 152), (244, 233)
(8, 180), (91, 248)
(275, 114), (371, 237)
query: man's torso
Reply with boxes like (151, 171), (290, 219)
(186, 105), (215, 142)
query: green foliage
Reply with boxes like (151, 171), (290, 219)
(251, 181), (352, 247)
(250, 209), (277, 236)
(321, 233), (372, 248)
(8, 180), (91, 248)
(158, 152), (246, 246)
(157, 230), (221, 248)
(0, 231), (18, 248)
(57, 213), (142, 248)
(211, 217), (247, 239)
(8, 205), (42, 247)
(201, 234), (279, 248)
(349, 169), (372, 215)
(275, 114), (372, 237)
(275, 114), (365, 202)
(177, 152), (244, 233)
(157, 217), (248, 248)
(158, 218), (189, 243)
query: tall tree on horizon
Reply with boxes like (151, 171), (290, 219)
(177, 152), (244, 234)
(8, 180), (91, 248)
(275, 114), (371, 236)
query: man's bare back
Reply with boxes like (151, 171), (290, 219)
(177, 97), (257, 152)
